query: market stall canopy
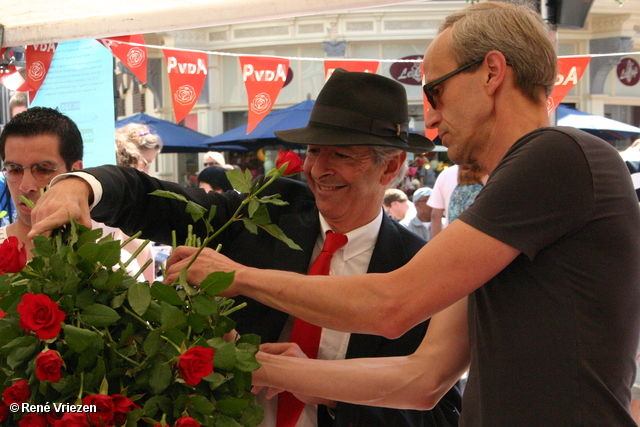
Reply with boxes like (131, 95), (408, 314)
(116, 113), (222, 153)
(557, 104), (640, 141)
(1, 0), (420, 47)
(205, 99), (315, 150)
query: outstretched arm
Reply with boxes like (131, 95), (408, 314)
(164, 220), (520, 338)
(254, 297), (470, 410)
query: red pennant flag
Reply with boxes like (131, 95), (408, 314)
(548, 56), (591, 114)
(239, 56), (290, 134)
(324, 60), (379, 80)
(99, 35), (148, 84)
(420, 62), (439, 141)
(26, 43), (57, 95)
(163, 49), (208, 123)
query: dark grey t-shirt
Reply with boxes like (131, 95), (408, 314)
(459, 127), (640, 426)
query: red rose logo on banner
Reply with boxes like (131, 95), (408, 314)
(99, 35), (148, 84)
(163, 48), (208, 123)
(324, 60), (379, 81)
(239, 56), (290, 134)
(26, 43), (57, 95)
(548, 56), (591, 114)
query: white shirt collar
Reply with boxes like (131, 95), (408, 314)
(318, 209), (383, 261)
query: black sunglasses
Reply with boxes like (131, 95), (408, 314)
(423, 59), (484, 109)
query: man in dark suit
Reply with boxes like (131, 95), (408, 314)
(30, 69), (461, 426)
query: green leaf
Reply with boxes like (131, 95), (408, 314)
(190, 394), (215, 416)
(238, 403), (265, 427)
(247, 199), (260, 219)
(214, 415), (244, 427)
(150, 189), (189, 203)
(76, 241), (100, 263)
(110, 292), (127, 309)
(128, 282), (151, 316)
(150, 282), (186, 306)
(213, 341), (237, 371)
(192, 294), (219, 316)
(186, 200), (207, 223)
(76, 227), (104, 248)
(237, 333), (261, 347)
(7, 338), (39, 369)
(98, 240), (123, 268)
(148, 357), (173, 394)
(260, 224), (302, 251)
(216, 397), (248, 416)
(32, 234), (54, 257)
(160, 302), (186, 331)
(241, 217), (258, 235)
(226, 169), (252, 194)
(80, 304), (121, 327)
(258, 194), (289, 206)
(143, 328), (163, 357)
(63, 324), (100, 353)
(235, 348), (261, 372)
(249, 204), (270, 225)
(187, 312), (206, 334)
(200, 271), (235, 296)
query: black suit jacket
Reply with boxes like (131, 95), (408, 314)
(87, 165), (461, 427)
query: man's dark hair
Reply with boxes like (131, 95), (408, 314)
(0, 107), (84, 169)
(197, 166), (233, 192)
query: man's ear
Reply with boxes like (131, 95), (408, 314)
(70, 160), (83, 171)
(381, 151), (407, 186)
(483, 50), (508, 96)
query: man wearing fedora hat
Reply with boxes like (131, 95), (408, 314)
(29, 69), (461, 427)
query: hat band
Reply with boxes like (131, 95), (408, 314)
(309, 104), (410, 143)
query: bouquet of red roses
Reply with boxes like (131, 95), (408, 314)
(0, 150), (304, 427)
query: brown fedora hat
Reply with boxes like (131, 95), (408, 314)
(274, 68), (434, 153)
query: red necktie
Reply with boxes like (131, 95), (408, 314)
(276, 231), (348, 427)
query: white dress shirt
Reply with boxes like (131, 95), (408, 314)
(257, 211), (382, 427)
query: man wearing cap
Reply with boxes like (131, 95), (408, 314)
(29, 69), (461, 427)
(400, 187), (433, 241)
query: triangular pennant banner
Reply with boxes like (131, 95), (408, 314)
(99, 35), (148, 84)
(548, 56), (591, 114)
(26, 43), (57, 95)
(239, 56), (290, 134)
(323, 60), (379, 80)
(420, 62), (439, 141)
(163, 48), (208, 123)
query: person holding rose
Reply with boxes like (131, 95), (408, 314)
(28, 69), (462, 427)
(30, 3), (640, 426)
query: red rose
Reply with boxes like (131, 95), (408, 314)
(35, 349), (63, 382)
(0, 400), (8, 423)
(0, 236), (27, 274)
(175, 417), (201, 427)
(111, 394), (139, 425)
(82, 394), (114, 427)
(17, 293), (65, 339)
(46, 409), (63, 425)
(3, 379), (30, 405)
(153, 424), (171, 427)
(19, 413), (47, 427)
(178, 346), (215, 386)
(53, 412), (90, 427)
(276, 149), (303, 176)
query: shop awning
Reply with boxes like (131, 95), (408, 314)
(2, 0), (420, 47)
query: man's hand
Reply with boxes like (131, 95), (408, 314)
(163, 246), (243, 295)
(254, 342), (336, 407)
(28, 177), (93, 239)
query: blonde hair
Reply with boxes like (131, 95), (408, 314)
(457, 163), (485, 185)
(441, 1), (557, 104)
(115, 123), (163, 167)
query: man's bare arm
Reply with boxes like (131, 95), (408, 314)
(165, 220), (520, 338)
(254, 297), (470, 410)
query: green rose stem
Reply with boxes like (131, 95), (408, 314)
(176, 171), (282, 286)
(123, 306), (155, 330)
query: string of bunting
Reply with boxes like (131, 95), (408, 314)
(1, 36), (639, 137)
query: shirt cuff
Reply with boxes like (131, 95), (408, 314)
(50, 171), (103, 210)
